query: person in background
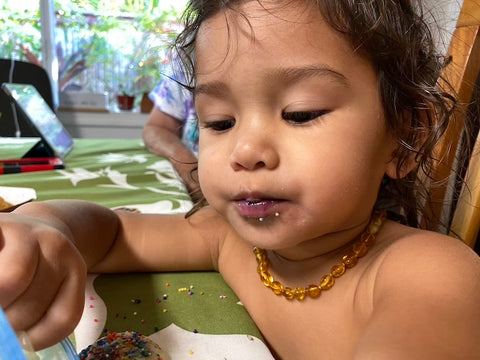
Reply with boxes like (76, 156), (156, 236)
(142, 56), (200, 200)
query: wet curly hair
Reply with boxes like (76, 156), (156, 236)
(174, 0), (458, 229)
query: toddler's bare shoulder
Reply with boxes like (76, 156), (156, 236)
(355, 222), (480, 356)
(371, 221), (480, 302)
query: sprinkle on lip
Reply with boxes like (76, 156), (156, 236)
(246, 199), (266, 206)
(235, 198), (281, 218)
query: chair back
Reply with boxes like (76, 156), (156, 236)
(423, 0), (480, 250)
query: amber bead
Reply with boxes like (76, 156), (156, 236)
(361, 232), (376, 247)
(352, 242), (368, 257)
(254, 247), (264, 260)
(260, 271), (274, 287)
(320, 274), (334, 290)
(306, 285), (321, 298)
(342, 253), (359, 268)
(257, 260), (268, 274)
(330, 263), (346, 278)
(283, 287), (295, 300)
(293, 287), (306, 300)
(271, 281), (284, 295)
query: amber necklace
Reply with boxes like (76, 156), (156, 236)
(253, 211), (386, 301)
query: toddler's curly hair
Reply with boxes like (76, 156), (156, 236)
(176, 0), (459, 229)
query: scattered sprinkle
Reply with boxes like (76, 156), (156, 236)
(131, 298), (142, 304)
(189, 349), (194, 355)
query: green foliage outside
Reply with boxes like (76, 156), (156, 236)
(0, 1), (184, 96)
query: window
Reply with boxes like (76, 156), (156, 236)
(0, 0), (187, 110)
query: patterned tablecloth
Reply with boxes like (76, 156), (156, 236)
(0, 138), (274, 359)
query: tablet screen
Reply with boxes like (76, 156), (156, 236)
(2, 83), (73, 158)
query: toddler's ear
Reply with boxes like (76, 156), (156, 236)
(385, 108), (432, 179)
(385, 150), (418, 179)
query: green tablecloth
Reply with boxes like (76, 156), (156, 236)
(0, 138), (274, 359)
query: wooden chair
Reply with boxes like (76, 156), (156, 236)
(424, 0), (480, 250)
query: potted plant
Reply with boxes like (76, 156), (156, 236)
(116, 83), (136, 111)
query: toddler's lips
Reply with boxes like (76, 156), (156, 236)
(234, 199), (283, 218)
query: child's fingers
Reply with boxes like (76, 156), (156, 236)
(24, 263), (86, 351)
(0, 225), (38, 308)
(3, 246), (67, 331)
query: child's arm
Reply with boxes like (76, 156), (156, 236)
(0, 200), (225, 350)
(355, 233), (480, 358)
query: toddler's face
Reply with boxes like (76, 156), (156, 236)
(194, 1), (398, 258)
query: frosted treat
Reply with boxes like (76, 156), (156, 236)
(79, 331), (170, 360)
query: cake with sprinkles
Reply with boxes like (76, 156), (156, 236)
(79, 331), (170, 360)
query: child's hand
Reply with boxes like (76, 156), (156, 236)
(0, 212), (87, 351)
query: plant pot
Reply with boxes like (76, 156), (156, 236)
(140, 92), (154, 113)
(116, 95), (135, 111)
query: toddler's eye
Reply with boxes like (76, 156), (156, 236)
(202, 119), (236, 131)
(282, 110), (328, 124)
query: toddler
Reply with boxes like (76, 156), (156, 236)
(1, 0), (479, 358)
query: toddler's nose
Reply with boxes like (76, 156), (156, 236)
(229, 124), (279, 171)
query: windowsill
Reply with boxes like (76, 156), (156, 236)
(58, 109), (149, 139)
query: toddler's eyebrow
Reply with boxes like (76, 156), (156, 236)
(268, 65), (350, 87)
(194, 65), (349, 98)
(195, 81), (229, 99)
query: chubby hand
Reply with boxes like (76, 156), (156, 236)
(0, 212), (87, 350)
